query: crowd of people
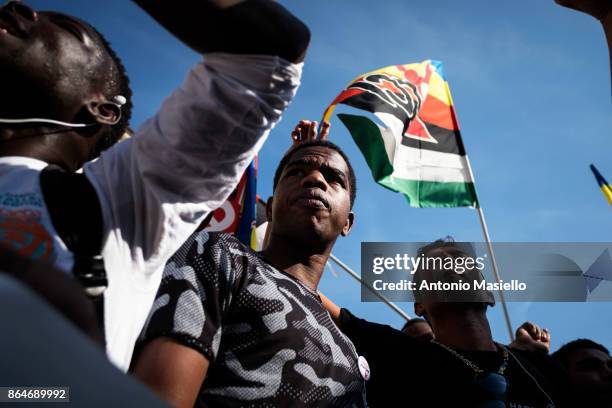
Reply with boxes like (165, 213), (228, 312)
(0, 0), (610, 407)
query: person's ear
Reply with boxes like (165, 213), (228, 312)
(266, 196), (273, 223)
(85, 99), (121, 126)
(340, 212), (354, 237)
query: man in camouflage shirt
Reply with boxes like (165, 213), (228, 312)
(132, 139), (367, 408)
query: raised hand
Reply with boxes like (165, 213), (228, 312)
(510, 321), (551, 354)
(291, 120), (331, 146)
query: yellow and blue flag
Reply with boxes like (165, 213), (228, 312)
(590, 164), (612, 207)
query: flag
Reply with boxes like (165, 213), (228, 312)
(205, 158), (259, 248)
(237, 158), (257, 248)
(324, 60), (477, 208)
(590, 164), (612, 207)
(254, 196), (269, 251)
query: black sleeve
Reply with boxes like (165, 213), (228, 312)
(339, 308), (425, 407)
(339, 308), (412, 358)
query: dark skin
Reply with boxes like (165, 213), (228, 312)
(134, 146), (354, 407)
(263, 146), (354, 290)
(1, 2), (310, 400)
(127, 5), (310, 404)
(403, 320), (434, 341)
(412, 247), (498, 351)
(565, 348), (612, 406)
(0, 0), (310, 173)
(413, 302), (497, 351)
(0, 1), (120, 172)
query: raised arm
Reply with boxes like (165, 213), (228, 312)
(133, 0), (310, 63)
(509, 321), (551, 354)
(84, 1), (309, 368)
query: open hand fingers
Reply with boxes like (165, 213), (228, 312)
(291, 120), (311, 145)
(291, 120), (331, 145)
(319, 121), (331, 140)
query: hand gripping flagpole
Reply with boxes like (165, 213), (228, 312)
(464, 157), (514, 342)
(329, 253), (411, 322)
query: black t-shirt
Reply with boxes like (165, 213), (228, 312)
(340, 308), (570, 408)
(137, 232), (366, 407)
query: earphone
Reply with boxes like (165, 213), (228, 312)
(0, 95), (126, 128)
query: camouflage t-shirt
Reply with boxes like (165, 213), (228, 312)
(137, 231), (366, 407)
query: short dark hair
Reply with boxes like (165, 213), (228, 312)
(553, 339), (610, 367)
(89, 25), (133, 153)
(273, 140), (357, 208)
(401, 318), (430, 333)
(417, 237), (477, 259)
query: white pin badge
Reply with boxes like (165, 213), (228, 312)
(357, 356), (370, 381)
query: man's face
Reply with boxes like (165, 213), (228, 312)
(566, 348), (612, 404)
(0, 1), (112, 119)
(270, 146), (354, 247)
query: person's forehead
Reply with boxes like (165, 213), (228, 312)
(287, 146), (348, 171)
(39, 10), (103, 46)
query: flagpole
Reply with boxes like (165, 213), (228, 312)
(329, 253), (411, 322)
(464, 157), (514, 342)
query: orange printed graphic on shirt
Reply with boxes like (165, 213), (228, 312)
(0, 208), (56, 262)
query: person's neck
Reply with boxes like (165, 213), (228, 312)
(262, 235), (333, 291)
(0, 128), (77, 171)
(432, 308), (496, 352)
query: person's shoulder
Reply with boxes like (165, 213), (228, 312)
(197, 232), (266, 270)
(509, 348), (571, 404)
(209, 232), (255, 257)
(174, 230), (235, 251)
(340, 308), (420, 346)
(212, 232), (243, 246)
(509, 348), (569, 387)
(510, 348), (560, 368)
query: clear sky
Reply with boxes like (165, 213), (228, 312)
(35, 1), (612, 350)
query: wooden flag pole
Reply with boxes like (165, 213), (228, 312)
(464, 157), (514, 342)
(329, 253), (412, 322)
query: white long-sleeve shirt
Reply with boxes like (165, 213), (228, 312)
(0, 53), (303, 370)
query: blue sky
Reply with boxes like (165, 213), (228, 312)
(36, 1), (612, 350)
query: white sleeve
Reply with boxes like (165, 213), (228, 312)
(84, 53), (302, 265)
(82, 54), (302, 370)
